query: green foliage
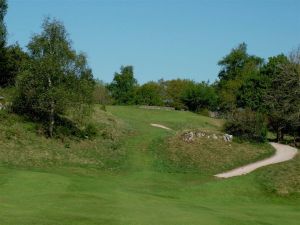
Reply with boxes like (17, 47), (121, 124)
(163, 79), (194, 109)
(263, 53), (300, 141)
(108, 65), (137, 104)
(0, 0), (7, 47)
(135, 81), (164, 106)
(0, 0), (8, 86)
(181, 82), (218, 112)
(224, 109), (267, 142)
(13, 18), (95, 137)
(93, 80), (112, 105)
(236, 73), (269, 112)
(217, 43), (263, 110)
(0, 43), (29, 87)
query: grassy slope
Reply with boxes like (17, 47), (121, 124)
(257, 154), (300, 196)
(153, 130), (274, 175)
(0, 106), (299, 225)
(0, 107), (126, 170)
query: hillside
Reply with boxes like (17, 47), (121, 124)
(0, 106), (127, 170)
(0, 106), (299, 225)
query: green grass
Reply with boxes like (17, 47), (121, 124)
(257, 154), (300, 196)
(0, 105), (299, 225)
(0, 107), (127, 170)
(152, 130), (274, 175)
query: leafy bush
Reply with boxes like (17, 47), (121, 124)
(181, 82), (218, 112)
(224, 109), (267, 142)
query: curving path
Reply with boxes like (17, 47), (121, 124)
(215, 142), (298, 178)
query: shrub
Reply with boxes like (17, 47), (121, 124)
(224, 109), (267, 142)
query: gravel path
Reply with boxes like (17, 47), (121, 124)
(215, 142), (298, 178)
(150, 123), (172, 130)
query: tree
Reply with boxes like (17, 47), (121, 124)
(135, 81), (164, 106)
(217, 43), (263, 110)
(164, 79), (194, 109)
(263, 53), (300, 142)
(93, 80), (112, 105)
(0, 0), (7, 48)
(236, 73), (269, 112)
(181, 82), (218, 112)
(224, 108), (267, 142)
(108, 65), (137, 104)
(13, 18), (94, 137)
(0, 0), (8, 86)
(0, 43), (29, 86)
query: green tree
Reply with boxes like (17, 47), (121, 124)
(108, 66), (137, 104)
(0, 0), (7, 47)
(164, 79), (194, 109)
(135, 81), (163, 106)
(263, 53), (299, 142)
(224, 108), (267, 142)
(217, 43), (263, 110)
(1, 43), (29, 86)
(93, 80), (112, 105)
(0, 0), (8, 86)
(182, 82), (218, 112)
(236, 74), (268, 112)
(13, 18), (94, 137)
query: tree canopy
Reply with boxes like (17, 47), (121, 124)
(108, 66), (137, 105)
(13, 18), (95, 137)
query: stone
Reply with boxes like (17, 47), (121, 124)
(223, 134), (233, 142)
(183, 131), (194, 142)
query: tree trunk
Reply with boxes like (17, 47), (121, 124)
(48, 77), (54, 138)
(49, 101), (54, 137)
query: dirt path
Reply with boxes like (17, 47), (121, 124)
(150, 123), (172, 130)
(215, 142), (298, 178)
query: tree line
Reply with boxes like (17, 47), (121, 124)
(101, 43), (300, 143)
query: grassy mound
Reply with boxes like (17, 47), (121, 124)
(257, 153), (300, 196)
(0, 105), (127, 170)
(152, 129), (275, 175)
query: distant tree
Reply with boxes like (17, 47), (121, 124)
(135, 81), (164, 106)
(93, 80), (112, 105)
(1, 43), (29, 86)
(13, 18), (95, 137)
(0, 0), (7, 47)
(0, 0), (8, 86)
(236, 74), (268, 112)
(108, 66), (137, 104)
(164, 79), (194, 109)
(263, 53), (300, 142)
(181, 82), (218, 112)
(224, 108), (267, 142)
(217, 43), (263, 110)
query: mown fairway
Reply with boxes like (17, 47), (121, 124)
(0, 106), (299, 225)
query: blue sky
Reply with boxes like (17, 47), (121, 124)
(6, 0), (300, 84)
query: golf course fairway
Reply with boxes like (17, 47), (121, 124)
(0, 106), (299, 225)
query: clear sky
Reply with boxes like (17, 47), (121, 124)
(5, 0), (300, 84)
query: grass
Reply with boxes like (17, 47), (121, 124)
(0, 105), (299, 225)
(152, 130), (274, 174)
(257, 153), (300, 196)
(0, 106), (127, 170)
